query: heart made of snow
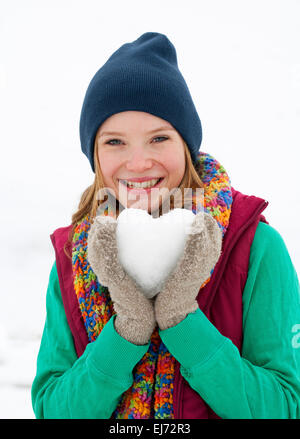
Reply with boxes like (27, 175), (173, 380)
(116, 208), (196, 299)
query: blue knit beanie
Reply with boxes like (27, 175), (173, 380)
(79, 32), (202, 172)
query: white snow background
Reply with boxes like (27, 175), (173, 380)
(0, 0), (300, 419)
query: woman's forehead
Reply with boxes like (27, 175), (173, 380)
(97, 111), (176, 136)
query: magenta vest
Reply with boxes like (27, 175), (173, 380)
(50, 187), (269, 419)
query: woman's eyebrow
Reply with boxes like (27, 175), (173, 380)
(99, 126), (174, 138)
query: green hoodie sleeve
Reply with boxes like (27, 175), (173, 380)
(160, 221), (300, 419)
(31, 261), (150, 419)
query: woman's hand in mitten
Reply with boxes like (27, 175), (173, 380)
(154, 212), (223, 330)
(87, 215), (156, 345)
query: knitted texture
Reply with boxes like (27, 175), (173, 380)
(79, 32), (202, 172)
(71, 151), (232, 418)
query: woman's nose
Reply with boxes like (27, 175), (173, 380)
(125, 148), (153, 172)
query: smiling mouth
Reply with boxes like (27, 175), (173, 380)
(118, 177), (164, 189)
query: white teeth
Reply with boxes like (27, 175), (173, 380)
(121, 178), (161, 188)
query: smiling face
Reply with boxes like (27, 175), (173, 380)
(96, 111), (186, 214)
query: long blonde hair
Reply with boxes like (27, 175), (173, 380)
(64, 140), (204, 258)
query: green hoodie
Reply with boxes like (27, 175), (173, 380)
(31, 221), (300, 419)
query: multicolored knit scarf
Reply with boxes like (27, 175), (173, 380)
(71, 151), (232, 419)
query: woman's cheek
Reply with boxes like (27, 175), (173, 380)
(167, 158), (185, 184)
(98, 153), (117, 185)
(164, 143), (185, 171)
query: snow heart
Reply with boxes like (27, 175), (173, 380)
(116, 208), (196, 299)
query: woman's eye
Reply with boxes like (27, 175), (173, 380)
(152, 136), (168, 142)
(105, 136), (168, 145)
(106, 139), (122, 145)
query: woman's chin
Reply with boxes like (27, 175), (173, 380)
(117, 195), (163, 216)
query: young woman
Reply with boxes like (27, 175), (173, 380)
(31, 32), (300, 419)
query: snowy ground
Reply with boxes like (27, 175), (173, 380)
(1, 0), (299, 419)
(0, 335), (40, 419)
(0, 253), (50, 419)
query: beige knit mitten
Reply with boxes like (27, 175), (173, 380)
(154, 211), (223, 330)
(87, 215), (156, 345)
